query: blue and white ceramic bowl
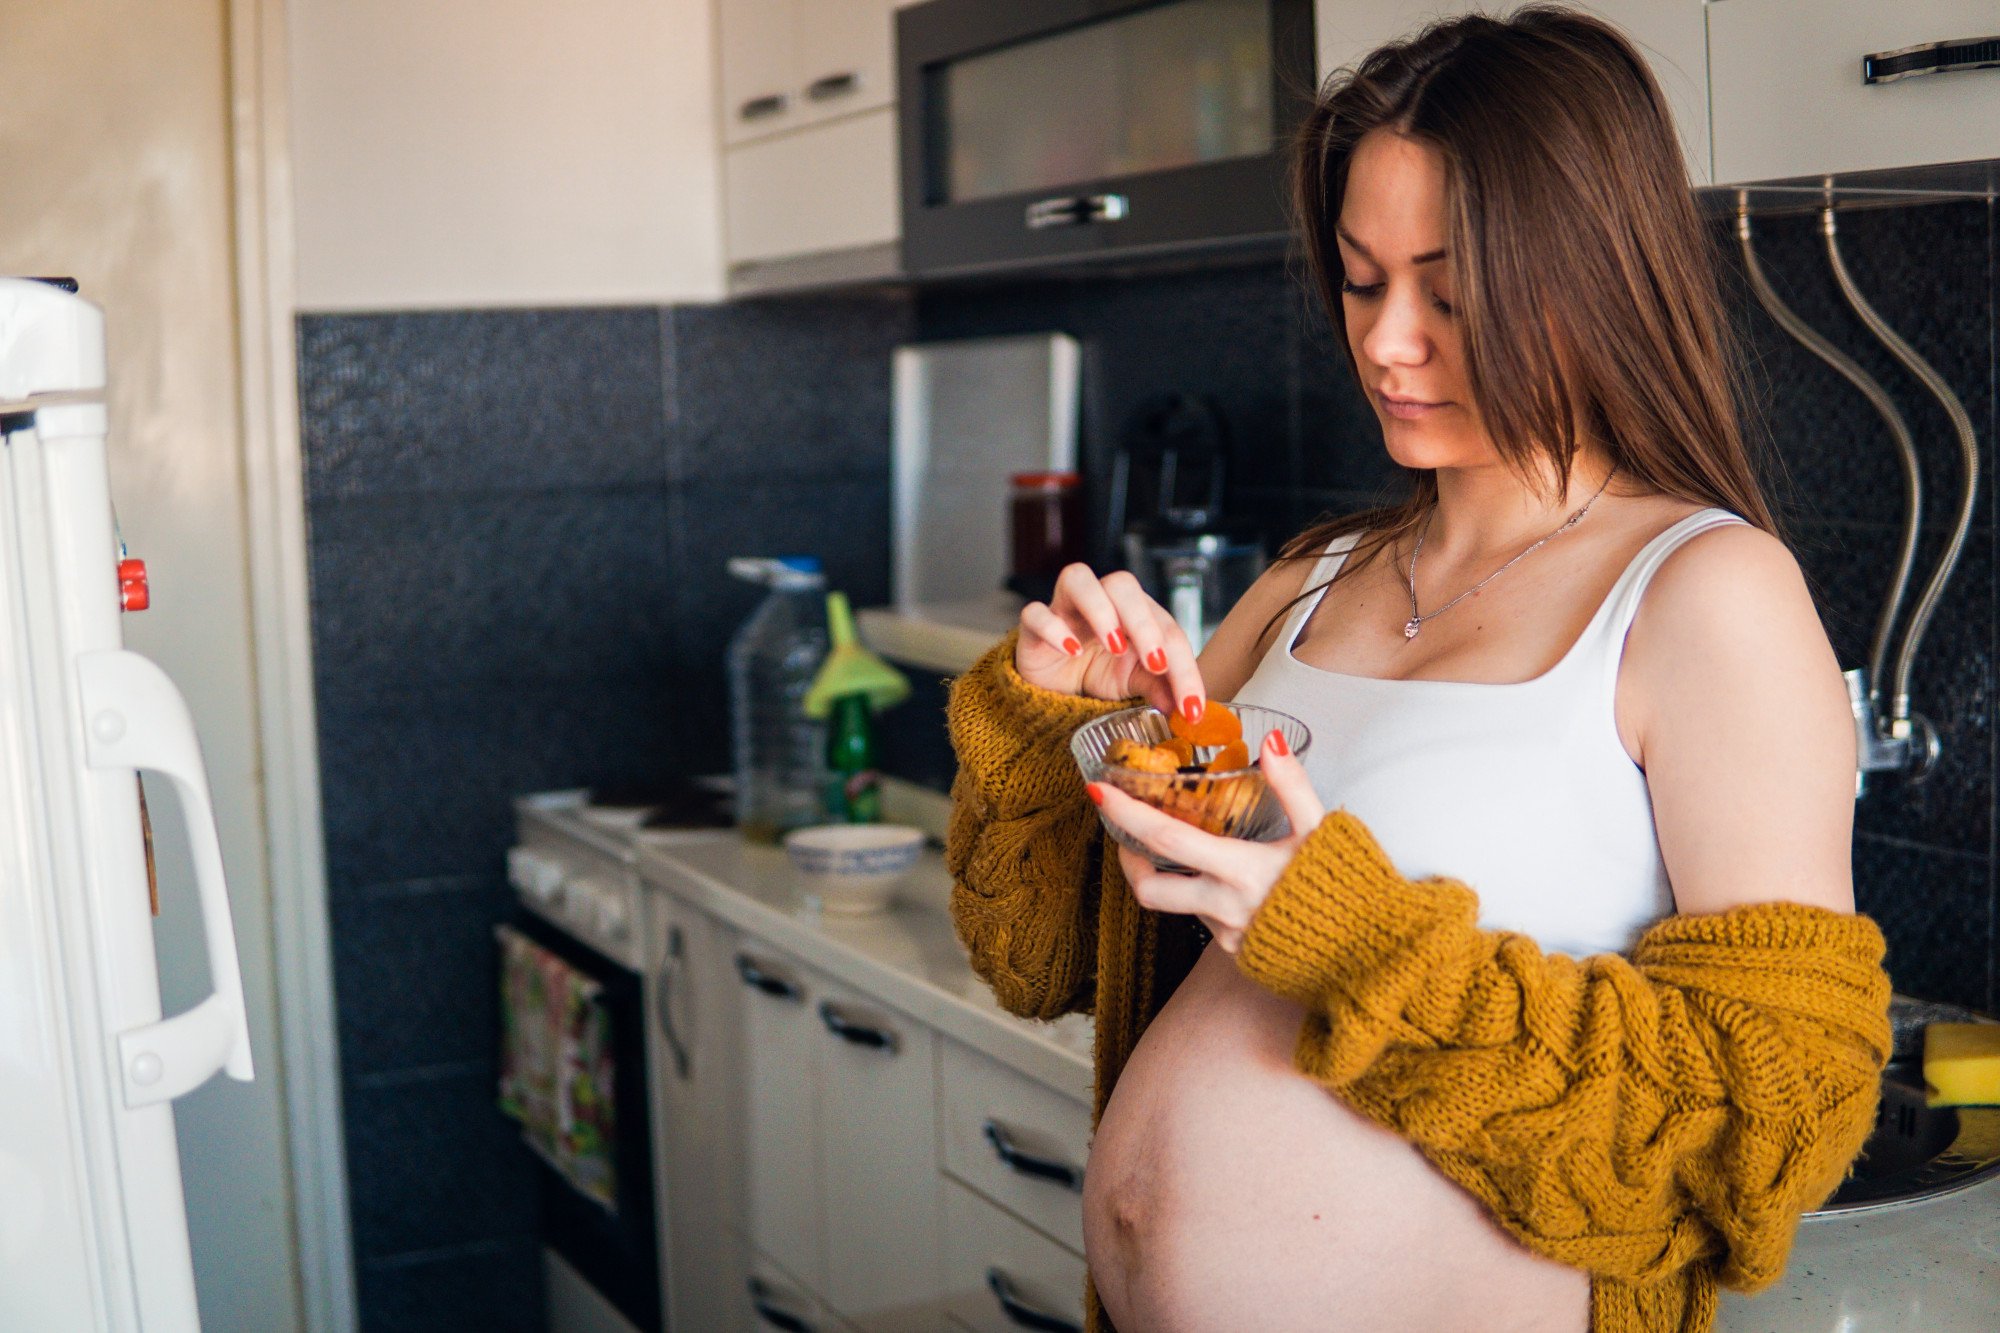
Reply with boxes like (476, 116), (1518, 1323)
(783, 823), (927, 914)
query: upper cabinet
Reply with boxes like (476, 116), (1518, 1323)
(718, 0), (921, 285)
(1708, 0), (2000, 182)
(1311, 2), (1712, 185)
(721, 0), (898, 145)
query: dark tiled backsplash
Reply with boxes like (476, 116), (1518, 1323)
(303, 197), (1994, 1329)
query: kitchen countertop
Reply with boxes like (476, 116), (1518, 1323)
(593, 809), (1999, 1328)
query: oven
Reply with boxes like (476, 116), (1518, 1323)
(505, 810), (660, 1333)
(897, 0), (1318, 278)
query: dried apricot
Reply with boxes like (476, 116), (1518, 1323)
(1168, 699), (1242, 748)
(1159, 736), (1197, 767)
(1205, 740), (1250, 772)
(1105, 738), (1179, 774)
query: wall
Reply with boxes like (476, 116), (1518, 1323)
(299, 294), (909, 1331)
(287, 0), (725, 310)
(0, 2), (303, 1329)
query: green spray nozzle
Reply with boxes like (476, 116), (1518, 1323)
(803, 592), (910, 719)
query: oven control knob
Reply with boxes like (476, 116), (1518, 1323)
(508, 847), (560, 899)
(595, 894), (630, 941)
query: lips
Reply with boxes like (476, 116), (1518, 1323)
(1378, 391), (1447, 419)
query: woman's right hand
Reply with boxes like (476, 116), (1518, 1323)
(1017, 564), (1206, 719)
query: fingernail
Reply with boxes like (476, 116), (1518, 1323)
(1085, 783), (1105, 806)
(1183, 696), (1204, 722)
(1106, 630), (1128, 654)
(1266, 728), (1289, 757)
(1144, 648), (1168, 673)
(1062, 637), (1082, 657)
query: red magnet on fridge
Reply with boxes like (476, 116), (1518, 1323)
(118, 558), (149, 612)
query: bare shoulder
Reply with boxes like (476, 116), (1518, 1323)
(1623, 518), (1857, 915)
(1198, 551), (1324, 700)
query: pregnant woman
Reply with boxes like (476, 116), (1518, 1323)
(946, 9), (1892, 1332)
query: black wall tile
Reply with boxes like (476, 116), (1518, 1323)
(1854, 834), (1994, 1011)
(331, 875), (512, 1077)
(300, 309), (670, 502)
(357, 1238), (545, 1333)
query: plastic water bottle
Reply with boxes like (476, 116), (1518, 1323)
(726, 556), (829, 843)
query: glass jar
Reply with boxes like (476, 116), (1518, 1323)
(1008, 471), (1084, 583)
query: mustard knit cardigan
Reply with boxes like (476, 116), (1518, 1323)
(946, 635), (1892, 1333)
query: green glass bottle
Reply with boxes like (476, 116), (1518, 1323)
(824, 692), (881, 823)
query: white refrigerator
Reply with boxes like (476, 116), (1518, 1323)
(0, 276), (254, 1330)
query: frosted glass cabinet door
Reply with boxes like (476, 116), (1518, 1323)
(813, 974), (944, 1331)
(1312, 1), (1712, 184)
(736, 941), (827, 1296)
(1710, 0), (2000, 181)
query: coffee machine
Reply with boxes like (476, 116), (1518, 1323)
(1106, 394), (1264, 652)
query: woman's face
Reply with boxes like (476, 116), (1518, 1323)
(1336, 130), (1491, 470)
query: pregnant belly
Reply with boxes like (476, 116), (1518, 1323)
(1082, 942), (1588, 1333)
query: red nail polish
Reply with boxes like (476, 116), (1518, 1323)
(1085, 783), (1105, 806)
(1144, 648), (1168, 673)
(1266, 729), (1289, 757)
(1062, 637), (1082, 657)
(1183, 696), (1204, 722)
(1106, 630), (1128, 655)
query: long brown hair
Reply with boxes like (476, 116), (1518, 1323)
(1281, 5), (1778, 592)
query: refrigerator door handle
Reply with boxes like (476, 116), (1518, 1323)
(77, 648), (255, 1106)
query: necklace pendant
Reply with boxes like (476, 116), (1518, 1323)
(1404, 618), (1422, 640)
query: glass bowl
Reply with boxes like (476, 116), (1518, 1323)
(1070, 703), (1312, 873)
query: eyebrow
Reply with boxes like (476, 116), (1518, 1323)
(1335, 223), (1448, 266)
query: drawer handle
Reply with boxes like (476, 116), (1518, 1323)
(806, 71), (859, 100)
(738, 93), (789, 121)
(735, 953), (804, 1002)
(656, 924), (691, 1080)
(747, 1276), (817, 1333)
(1024, 193), (1129, 230)
(1863, 36), (2000, 85)
(818, 1000), (899, 1053)
(987, 1268), (1081, 1333)
(983, 1119), (1084, 1192)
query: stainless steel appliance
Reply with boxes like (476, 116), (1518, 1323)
(897, 0), (1316, 278)
(506, 795), (665, 1333)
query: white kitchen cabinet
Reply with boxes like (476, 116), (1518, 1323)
(938, 1038), (1092, 1255)
(719, 0), (897, 145)
(814, 975), (943, 1331)
(646, 893), (753, 1333)
(747, 1251), (847, 1333)
(736, 943), (831, 1296)
(724, 107), (902, 266)
(1709, 0), (2000, 182)
(1311, 2), (1712, 184)
(942, 1179), (1089, 1333)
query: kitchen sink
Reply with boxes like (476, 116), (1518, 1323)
(1817, 995), (2000, 1213)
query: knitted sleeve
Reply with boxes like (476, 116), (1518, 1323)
(945, 633), (1133, 1021)
(1237, 810), (1892, 1311)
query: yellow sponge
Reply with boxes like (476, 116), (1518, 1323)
(1924, 1022), (2000, 1107)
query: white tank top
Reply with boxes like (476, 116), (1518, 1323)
(1234, 506), (1748, 957)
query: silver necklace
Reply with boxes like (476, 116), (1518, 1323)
(1403, 465), (1617, 641)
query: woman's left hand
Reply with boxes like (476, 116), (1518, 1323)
(1089, 728), (1326, 954)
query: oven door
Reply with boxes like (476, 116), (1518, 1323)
(503, 910), (661, 1332)
(898, 0), (1317, 277)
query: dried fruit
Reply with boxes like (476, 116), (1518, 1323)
(1205, 740), (1250, 772)
(1160, 736), (1197, 767)
(1105, 737), (1180, 774)
(1169, 699), (1243, 748)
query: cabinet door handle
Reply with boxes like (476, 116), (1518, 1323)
(987, 1268), (1081, 1333)
(738, 93), (789, 121)
(1024, 193), (1129, 230)
(1863, 36), (2000, 85)
(655, 924), (691, 1080)
(806, 71), (859, 100)
(817, 1000), (899, 1053)
(747, 1277), (817, 1333)
(735, 953), (804, 1001)
(983, 1119), (1084, 1192)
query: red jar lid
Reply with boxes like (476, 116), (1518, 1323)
(1010, 470), (1081, 490)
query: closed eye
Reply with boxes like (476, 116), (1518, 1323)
(1339, 277), (1454, 317)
